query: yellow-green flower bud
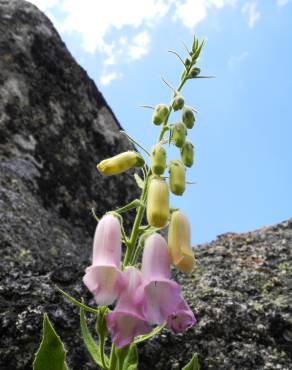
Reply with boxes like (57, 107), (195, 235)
(182, 106), (195, 129)
(172, 96), (185, 111)
(181, 141), (194, 168)
(147, 176), (169, 228)
(150, 144), (166, 175)
(172, 123), (186, 148)
(152, 104), (169, 125)
(169, 160), (186, 196)
(168, 210), (195, 273)
(97, 151), (144, 176)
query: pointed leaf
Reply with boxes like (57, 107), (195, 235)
(80, 308), (103, 367)
(182, 353), (200, 370)
(134, 173), (144, 189)
(192, 40), (205, 61)
(122, 344), (138, 370)
(33, 314), (68, 370)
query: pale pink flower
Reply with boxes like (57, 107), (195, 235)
(167, 297), (196, 333)
(141, 233), (181, 324)
(106, 267), (151, 348)
(83, 214), (125, 305)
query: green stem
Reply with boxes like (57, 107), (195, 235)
(120, 131), (150, 156)
(123, 183), (148, 266)
(109, 344), (117, 370)
(99, 334), (108, 370)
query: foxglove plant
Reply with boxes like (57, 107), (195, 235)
(34, 35), (211, 370)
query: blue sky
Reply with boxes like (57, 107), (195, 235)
(29, 0), (292, 244)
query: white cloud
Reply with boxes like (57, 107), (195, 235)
(174, 0), (238, 29)
(99, 71), (122, 86)
(174, 0), (207, 28)
(128, 31), (151, 60)
(56, 0), (171, 55)
(242, 2), (260, 28)
(277, 0), (291, 6)
(228, 51), (249, 69)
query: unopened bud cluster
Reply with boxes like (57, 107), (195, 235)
(148, 90), (197, 209)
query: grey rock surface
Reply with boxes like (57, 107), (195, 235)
(140, 220), (292, 370)
(0, 1), (291, 370)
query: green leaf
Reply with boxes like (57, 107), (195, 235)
(134, 173), (144, 189)
(33, 313), (68, 370)
(80, 307), (103, 368)
(192, 39), (205, 61)
(182, 353), (200, 370)
(122, 344), (138, 370)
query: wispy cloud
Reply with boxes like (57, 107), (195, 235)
(99, 71), (122, 86)
(174, 0), (237, 29)
(277, 0), (291, 6)
(242, 2), (261, 28)
(228, 51), (249, 69)
(128, 31), (151, 60)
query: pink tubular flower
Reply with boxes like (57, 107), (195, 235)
(167, 297), (196, 333)
(106, 267), (151, 348)
(83, 214), (125, 305)
(141, 233), (181, 325)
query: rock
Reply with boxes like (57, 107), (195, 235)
(140, 220), (292, 370)
(0, 1), (139, 369)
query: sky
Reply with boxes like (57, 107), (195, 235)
(28, 0), (292, 245)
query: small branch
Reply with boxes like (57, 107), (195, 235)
(193, 75), (215, 79)
(139, 104), (155, 110)
(91, 208), (100, 222)
(161, 77), (177, 94)
(120, 131), (150, 156)
(181, 40), (191, 55)
(113, 199), (143, 214)
(168, 50), (185, 67)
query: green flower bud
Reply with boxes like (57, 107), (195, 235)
(172, 96), (184, 111)
(189, 67), (201, 78)
(172, 123), (186, 148)
(182, 106), (195, 129)
(185, 58), (191, 67)
(152, 104), (169, 125)
(150, 143), (166, 175)
(147, 176), (169, 228)
(97, 151), (144, 176)
(95, 306), (108, 336)
(181, 141), (194, 168)
(169, 160), (186, 196)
